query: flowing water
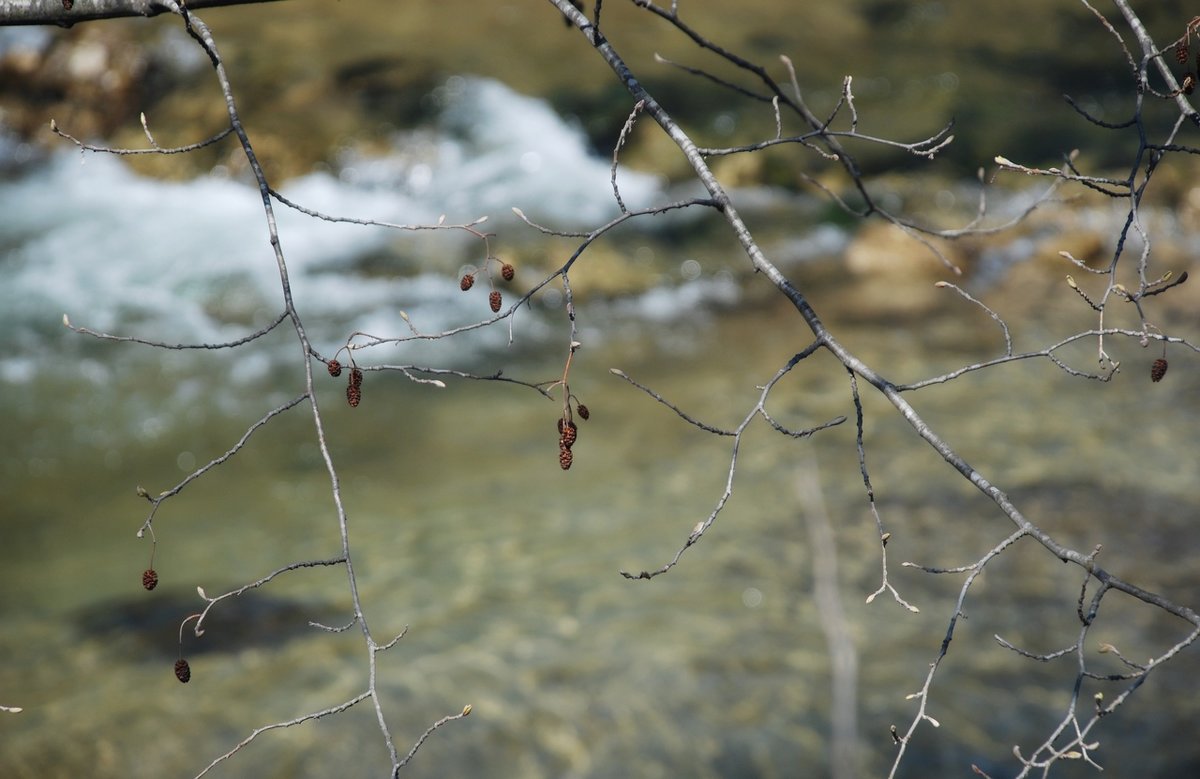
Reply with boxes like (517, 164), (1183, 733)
(4, 5), (1200, 779)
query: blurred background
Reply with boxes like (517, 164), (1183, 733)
(3, 1), (1200, 776)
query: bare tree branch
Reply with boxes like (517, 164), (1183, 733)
(0, 0), (283, 26)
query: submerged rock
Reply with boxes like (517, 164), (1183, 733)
(75, 588), (348, 660)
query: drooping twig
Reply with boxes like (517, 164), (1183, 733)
(615, 345), (843, 579)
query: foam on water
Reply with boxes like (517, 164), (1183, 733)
(430, 76), (664, 223)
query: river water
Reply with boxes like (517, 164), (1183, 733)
(4, 4), (1200, 779)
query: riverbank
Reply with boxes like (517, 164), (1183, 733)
(5, 1), (1193, 182)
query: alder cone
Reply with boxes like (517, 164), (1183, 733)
(559, 420), (578, 449)
(347, 382), (362, 407)
(142, 568), (158, 591)
(576, 403), (590, 421)
(489, 290), (502, 313)
(1177, 39), (1190, 65)
(174, 658), (191, 683)
(327, 359), (342, 378)
(501, 263), (515, 281)
(350, 368), (363, 388)
(559, 446), (574, 470)
(1151, 358), (1168, 383)
(460, 273), (475, 291)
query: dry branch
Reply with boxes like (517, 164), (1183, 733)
(0, 0), (282, 26)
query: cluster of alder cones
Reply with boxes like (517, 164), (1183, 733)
(320, 260), (518, 408)
(557, 399), (590, 470)
(1174, 19), (1200, 94)
(460, 259), (516, 313)
(325, 358), (364, 407)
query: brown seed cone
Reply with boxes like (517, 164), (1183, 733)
(347, 382), (362, 407)
(142, 569), (158, 591)
(350, 367), (363, 388)
(489, 290), (502, 313)
(1151, 357), (1168, 382)
(174, 658), (191, 683)
(327, 359), (342, 378)
(501, 263), (515, 281)
(1177, 39), (1190, 66)
(559, 445), (573, 470)
(559, 420), (578, 449)
(576, 403), (590, 421)
(460, 273), (475, 291)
